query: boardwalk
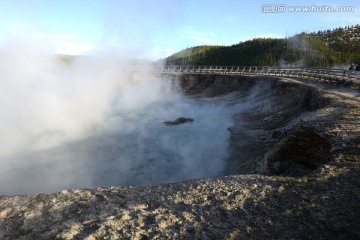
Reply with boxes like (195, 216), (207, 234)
(156, 65), (360, 87)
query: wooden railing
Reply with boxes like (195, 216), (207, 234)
(154, 65), (360, 86)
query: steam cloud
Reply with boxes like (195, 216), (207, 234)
(0, 38), (239, 195)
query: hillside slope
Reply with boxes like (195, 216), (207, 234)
(165, 25), (360, 67)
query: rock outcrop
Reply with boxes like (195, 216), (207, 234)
(265, 127), (332, 176)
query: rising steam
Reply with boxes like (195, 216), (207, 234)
(0, 38), (239, 195)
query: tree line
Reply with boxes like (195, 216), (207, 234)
(165, 25), (360, 68)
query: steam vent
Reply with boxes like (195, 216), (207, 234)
(1, 71), (360, 239)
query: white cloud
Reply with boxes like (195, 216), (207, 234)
(49, 33), (79, 40)
(0, 26), (94, 55)
(48, 33), (95, 55)
(53, 41), (94, 55)
(142, 47), (176, 60)
(315, 8), (360, 27)
(225, 15), (239, 24)
(158, 48), (176, 55)
(191, 36), (220, 44)
(179, 26), (222, 45)
(181, 26), (212, 37)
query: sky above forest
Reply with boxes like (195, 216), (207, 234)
(0, 0), (359, 59)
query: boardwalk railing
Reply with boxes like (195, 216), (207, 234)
(154, 65), (360, 86)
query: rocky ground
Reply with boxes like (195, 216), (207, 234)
(0, 75), (359, 239)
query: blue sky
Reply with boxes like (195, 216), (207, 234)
(0, 0), (359, 59)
